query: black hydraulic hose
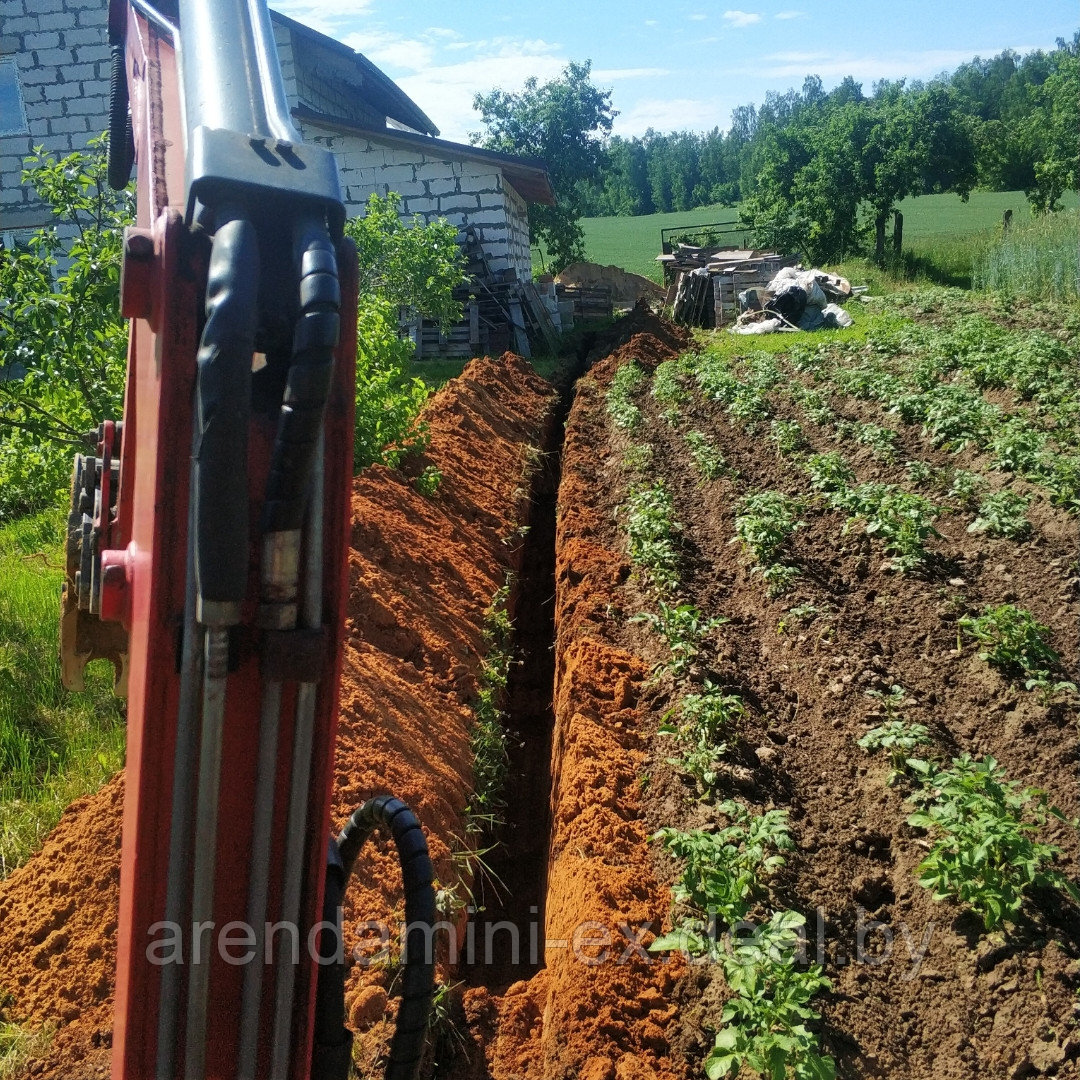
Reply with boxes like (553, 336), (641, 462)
(261, 216), (340, 536)
(107, 43), (134, 191)
(338, 796), (436, 1080)
(192, 211), (258, 627)
(311, 842), (353, 1080)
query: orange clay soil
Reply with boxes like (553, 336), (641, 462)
(466, 311), (694, 1080)
(0, 352), (557, 1078)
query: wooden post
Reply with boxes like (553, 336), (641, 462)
(893, 210), (904, 256)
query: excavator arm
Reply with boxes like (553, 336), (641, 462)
(58, 1), (434, 1077)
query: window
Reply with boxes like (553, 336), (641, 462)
(0, 59), (29, 137)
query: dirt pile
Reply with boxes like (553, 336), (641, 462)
(555, 262), (665, 305)
(0, 352), (559, 1078)
(0, 776), (122, 1076)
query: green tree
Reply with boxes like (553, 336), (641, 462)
(863, 81), (976, 259)
(472, 60), (616, 272)
(1026, 44), (1080, 212)
(0, 135), (132, 518)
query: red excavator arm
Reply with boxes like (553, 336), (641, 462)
(59, 2), (434, 1077)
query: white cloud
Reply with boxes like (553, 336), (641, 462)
(774, 10), (805, 19)
(593, 67), (671, 81)
(754, 47), (1004, 82)
(723, 10), (762, 27)
(343, 29), (434, 71)
(394, 46), (569, 142)
(690, 12), (708, 20)
(269, 0), (374, 37)
(613, 96), (735, 137)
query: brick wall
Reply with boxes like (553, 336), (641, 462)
(0, 0), (111, 231)
(302, 125), (533, 282)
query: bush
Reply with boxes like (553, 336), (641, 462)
(345, 193), (466, 469)
(0, 136), (132, 520)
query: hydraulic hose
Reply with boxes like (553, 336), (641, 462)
(332, 796), (436, 1080)
(107, 42), (134, 191)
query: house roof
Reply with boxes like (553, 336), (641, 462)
(293, 104), (557, 206)
(269, 9), (440, 137)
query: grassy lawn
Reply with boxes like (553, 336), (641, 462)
(539, 190), (1080, 284)
(0, 510), (125, 876)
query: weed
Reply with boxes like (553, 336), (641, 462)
(414, 464), (443, 497)
(968, 491), (1032, 540)
(0, 1019), (54, 1080)
(606, 361), (648, 430)
(684, 430), (728, 481)
(777, 603), (822, 633)
(906, 754), (1079, 930)
(858, 720), (932, 785)
(467, 585), (514, 836)
(958, 604), (1071, 691)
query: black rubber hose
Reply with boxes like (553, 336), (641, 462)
(338, 796), (436, 1080)
(107, 43), (134, 191)
(261, 217), (340, 535)
(192, 211), (258, 624)
(311, 842), (353, 1080)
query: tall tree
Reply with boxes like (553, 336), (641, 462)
(472, 60), (615, 272)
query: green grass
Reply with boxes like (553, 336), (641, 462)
(0, 511), (125, 876)
(535, 203), (740, 281)
(538, 191), (1080, 286)
(974, 208), (1080, 301)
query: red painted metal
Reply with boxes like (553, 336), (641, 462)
(103, 6), (358, 1078)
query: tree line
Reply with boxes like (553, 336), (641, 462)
(473, 36), (1079, 269)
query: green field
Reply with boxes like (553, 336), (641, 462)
(535, 190), (1080, 283)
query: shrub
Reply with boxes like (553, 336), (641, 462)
(0, 137), (132, 519)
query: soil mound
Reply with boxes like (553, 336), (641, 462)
(586, 303), (691, 370)
(556, 262), (665, 304)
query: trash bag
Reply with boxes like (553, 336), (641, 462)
(822, 303), (853, 328)
(765, 284), (806, 325)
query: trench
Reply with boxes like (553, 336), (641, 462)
(460, 396), (567, 994)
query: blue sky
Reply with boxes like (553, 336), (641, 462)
(272, 0), (1078, 142)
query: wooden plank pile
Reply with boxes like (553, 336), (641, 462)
(555, 283), (613, 324)
(665, 247), (799, 329)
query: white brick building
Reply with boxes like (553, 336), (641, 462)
(0, 0), (553, 281)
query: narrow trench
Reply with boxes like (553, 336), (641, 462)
(462, 420), (563, 993)
(459, 356), (585, 996)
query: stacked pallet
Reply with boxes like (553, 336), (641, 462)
(555, 283), (613, 323)
(711, 254), (800, 326)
